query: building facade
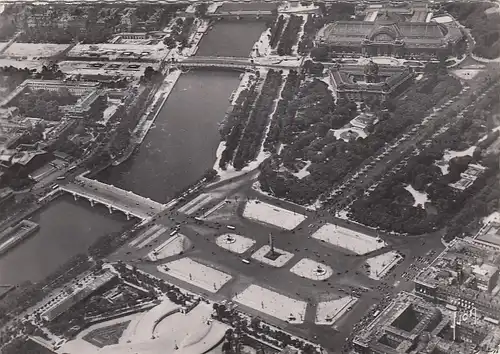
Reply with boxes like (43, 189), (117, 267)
(414, 239), (500, 321)
(316, 12), (463, 60)
(353, 292), (497, 354)
(329, 61), (415, 101)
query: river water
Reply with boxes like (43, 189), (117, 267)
(0, 194), (128, 285)
(196, 20), (267, 57)
(97, 70), (241, 203)
(98, 21), (266, 202)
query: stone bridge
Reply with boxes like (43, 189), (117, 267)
(207, 9), (274, 19)
(178, 56), (302, 70)
(59, 176), (164, 220)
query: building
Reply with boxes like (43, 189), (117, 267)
(414, 239), (500, 320)
(355, 2), (431, 23)
(0, 107), (26, 150)
(0, 79), (100, 108)
(61, 88), (108, 120)
(449, 163), (486, 191)
(0, 219), (39, 255)
(473, 218), (500, 251)
(352, 292), (500, 354)
(66, 43), (167, 63)
(316, 11), (463, 59)
(329, 61), (414, 101)
(0, 79), (106, 120)
(39, 270), (117, 322)
(0, 149), (51, 176)
(350, 112), (378, 130)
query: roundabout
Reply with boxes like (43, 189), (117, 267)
(215, 233), (256, 254)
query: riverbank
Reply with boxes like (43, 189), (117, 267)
(132, 70), (182, 145)
(127, 18), (211, 154)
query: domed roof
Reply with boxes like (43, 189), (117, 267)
(367, 21), (402, 42)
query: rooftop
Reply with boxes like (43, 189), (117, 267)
(0, 149), (47, 166)
(416, 239), (500, 287)
(415, 238), (500, 309)
(317, 13), (462, 48)
(353, 291), (500, 353)
(476, 223), (500, 248)
(67, 43), (169, 62)
(449, 164), (486, 191)
(330, 63), (414, 94)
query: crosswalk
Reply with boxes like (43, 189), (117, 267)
(128, 224), (167, 249)
(178, 193), (213, 215)
(136, 227), (168, 249)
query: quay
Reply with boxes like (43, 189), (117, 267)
(0, 220), (39, 256)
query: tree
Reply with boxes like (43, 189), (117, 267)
(195, 3), (209, 18)
(311, 46), (329, 61)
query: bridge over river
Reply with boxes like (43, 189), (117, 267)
(178, 56), (303, 70)
(59, 176), (165, 220)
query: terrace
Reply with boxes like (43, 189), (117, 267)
(329, 62), (415, 102)
(449, 163), (486, 191)
(66, 44), (169, 63)
(59, 60), (160, 79)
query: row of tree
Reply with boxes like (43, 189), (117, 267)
(269, 15), (286, 49)
(298, 15), (319, 55)
(259, 72), (463, 205)
(232, 70), (283, 169)
(298, 3), (356, 57)
(445, 2), (500, 59)
(163, 17), (195, 49)
(219, 74), (260, 169)
(213, 304), (320, 354)
(349, 84), (500, 235)
(15, 4), (184, 44)
(264, 69), (301, 152)
(276, 15), (304, 56)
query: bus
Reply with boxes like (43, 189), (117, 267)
(51, 184), (59, 190)
(68, 166), (77, 172)
(227, 225), (236, 230)
(372, 310), (380, 317)
(169, 230), (178, 237)
(56, 176), (65, 180)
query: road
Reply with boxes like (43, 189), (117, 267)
(98, 66), (500, 353)
(104, 170), (444, 353)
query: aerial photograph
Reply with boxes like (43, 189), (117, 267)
(0, 0), (499, 353)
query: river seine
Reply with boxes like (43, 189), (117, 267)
(0, 19), (266, 285)
(98, 20), (266, 202)
(0, 195), (128, 285)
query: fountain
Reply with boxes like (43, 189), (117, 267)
(313, 265), (327, 276)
